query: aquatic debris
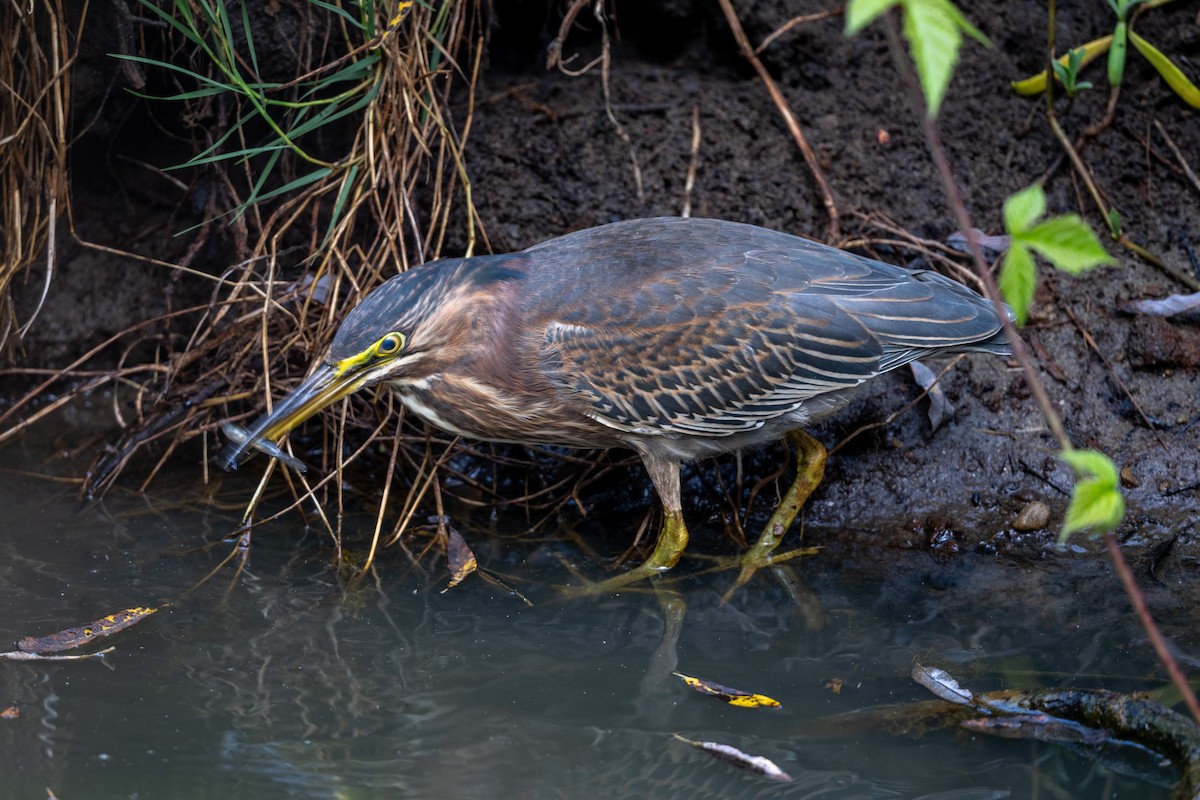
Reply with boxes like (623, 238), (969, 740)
(443, 526), (478, 590)
(1, 606), (161, 661)
(913, 665), (1200, 799)
(15, 606), (160, 654)
(672, 672), (781, 709)
(912, 664), (975, 707)
(672, 734), (791, 782)
(220, 422), (306, 472)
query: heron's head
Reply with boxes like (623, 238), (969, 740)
(217, 255), (525, 471)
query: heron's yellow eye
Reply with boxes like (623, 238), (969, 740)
(374, 332), (405, 357)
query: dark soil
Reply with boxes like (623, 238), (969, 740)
(12, 1), (1200, 590)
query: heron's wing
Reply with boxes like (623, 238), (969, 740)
(528, 219), (1005, 438)
(543, 295), (879, 437)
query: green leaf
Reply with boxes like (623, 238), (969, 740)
(999, 244), (1036, 326)
(310, 0), (367, 29)
(1108, 208), (1122, 236)
(1108, 20), (1128, 86)
(1059, 449), (1125, 540)
(934, 0), (990, 47)
(1128, 29), (1200, 108)
(253, 166), (333, 204)
(901, 0), (962, 117)
(319, 163), (360, 252)
(844, 0), (899, 34)
(240, 2), (261, 80)
(1020, 215), (1116, 275)
(108, 53), (237, 93)
(1003, 184), (1046, 234)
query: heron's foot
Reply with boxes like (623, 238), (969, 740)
(720, 430), (828, 603)
(560, 509), (690, 598)
(720, 543), (822, 603)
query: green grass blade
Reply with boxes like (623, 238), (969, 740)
(309, 0), (366, 30)
(179, 143), (289, 169)
(319, 163), (360, 251)
(240, 2), (262, 80)
(254, 167), (334, 204)
(109, 53), (238, 92)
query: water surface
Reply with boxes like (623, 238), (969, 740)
(0, 447), (1185, 800)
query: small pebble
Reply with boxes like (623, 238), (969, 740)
(1013, 500), (1051, 531)
(1119, 465), (1140, 489)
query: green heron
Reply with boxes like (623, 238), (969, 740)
(219, 217), (1009, 592)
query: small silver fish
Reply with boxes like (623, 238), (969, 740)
(219, 422), (307, 473)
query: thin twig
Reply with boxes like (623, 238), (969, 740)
(681, 104), (701, 218)
(1153, 120), (1200, 197)
(1057, 298), (1168, 450)
(755, 9), (843, 54)
(717, 0), (840, 240)
(881, 13), (1069, 453)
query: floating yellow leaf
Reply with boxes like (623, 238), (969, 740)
(16, 606), (160, 655)
(672, 672), (781, 709)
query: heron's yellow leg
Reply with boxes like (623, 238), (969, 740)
(563, 509), (690, 596)
(722, 430), (826, 602)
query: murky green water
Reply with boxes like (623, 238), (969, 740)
(0, 444), (1188, 800)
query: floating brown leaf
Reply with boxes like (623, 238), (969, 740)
(17, 606), (159, 654)
(444, 527), (477, 589)
(1, 704), (19, 719)
(672, 671), (781, 709)
(824, 677), (844, 695)
(672, 734), (791, 781)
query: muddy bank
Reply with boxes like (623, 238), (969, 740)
(8, 0), (1200, 583)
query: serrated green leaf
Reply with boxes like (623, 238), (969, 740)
(1060, 448), (1119, 482)
(1020, 215), (1115, 275)
(1059, 449), (1125, 539)
(1003, 184), (1046, 234)
(999, 244), (1036, 326)
(935, 0), (990, 47)
(902, 0), (962, 117)
(845, 0), (900, 34)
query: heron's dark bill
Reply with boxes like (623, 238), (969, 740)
(215, 363), (364, 472)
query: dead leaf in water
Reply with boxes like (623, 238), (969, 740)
(16, 606), (160, 654)
(672, 672), (781, 708)
(443, 527), (478, 590)
(912, 664), (975, 706)
(1, 704), (19, 719)
(672, 734), (792, 781)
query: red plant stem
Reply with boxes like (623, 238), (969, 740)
(1106, 533), (1200, 723)
(882, 11), (1199, 724)
(879, 14), (1068, 453)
